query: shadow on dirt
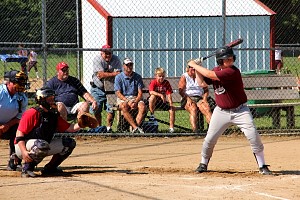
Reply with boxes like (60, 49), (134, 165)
(275, 170), (300, 175)
(36, 165), (148, 177)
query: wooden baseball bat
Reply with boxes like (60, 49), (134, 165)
(202, 38), (243, 61)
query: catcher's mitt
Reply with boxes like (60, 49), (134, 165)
(77, 112), (99, 128)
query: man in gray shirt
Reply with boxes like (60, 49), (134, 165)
(91, 45), (122, 132)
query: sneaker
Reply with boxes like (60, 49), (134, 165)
(107, 127), (113, 133)
(132, 127), (144, 134)
(21, 170), (37, 178)
(259, 165), (272, 175)
(7, 159), (17, 171)
(169, 128), (174, 133)
(7, 163), (22, 171)
(195, 163), (207, 173)
(41, 166), (64, 176)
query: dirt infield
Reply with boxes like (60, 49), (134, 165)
(1, 135), (300, 200)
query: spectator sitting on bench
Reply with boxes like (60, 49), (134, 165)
(46, 62), (98, 121)
(178, 61), (212, 133)
(114, 58), (146, 134)
(91, 44), (122, 132)
(148, 67), (175, 133)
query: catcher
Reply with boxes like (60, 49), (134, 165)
(14, 87), (98, 178)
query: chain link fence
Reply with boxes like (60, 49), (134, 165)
(1, 0), (300, 135)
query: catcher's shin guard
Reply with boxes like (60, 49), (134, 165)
(44, 137), (76, 169)
(29, 139), (50, 163)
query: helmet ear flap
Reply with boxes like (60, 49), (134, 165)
(216, 52), (236, 65)
(217, 59), (223, 65)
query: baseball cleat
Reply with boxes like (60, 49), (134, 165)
(41, 166), (64, 176)
(259, 165), (272, 175)
(7, 154), (22, 171)
(195, 163), (207, 173)
(21, 170), (37, 178)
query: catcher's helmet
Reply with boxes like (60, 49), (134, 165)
(35, 87), (57, 111)
(216, 46), (236, 65)
(4, 70), (28, 92)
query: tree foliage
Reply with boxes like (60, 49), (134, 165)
(260, 0), (300, 44)
(0, 0), (299, 45)
(0, 0), (76, 44)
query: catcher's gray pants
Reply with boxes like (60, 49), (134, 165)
(15, 138), (69, 160)
(201, 105), (264, 160)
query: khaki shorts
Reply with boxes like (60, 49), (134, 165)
(181, 96), (202, 108)
(116, 96), (144, 106)
(57, 102), (85, 114)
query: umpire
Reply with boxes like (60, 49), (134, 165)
(0, 70), (28, 171)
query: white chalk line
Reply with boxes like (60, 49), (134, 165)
(62, 175), (293, 200)
(254, 192), (289, 200)
(178, 177), (291, 200)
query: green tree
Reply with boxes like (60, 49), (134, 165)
(0, 0), (41, 43)
(260, 0), (300, 44)
(46, 0), (77, 44)
(0, 0), (77, 45)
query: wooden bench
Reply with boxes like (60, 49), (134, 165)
(104, 77), (213, 132)
(105, 74), (300, 132)
(242, 74), (300, 129)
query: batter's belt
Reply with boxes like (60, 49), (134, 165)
(220, 103), (247, 112)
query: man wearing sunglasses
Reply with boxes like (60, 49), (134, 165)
(114, 58), (146, 134)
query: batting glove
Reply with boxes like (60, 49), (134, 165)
(194, 57), (204, 65)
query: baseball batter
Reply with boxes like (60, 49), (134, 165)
(188, 46), (272, 175)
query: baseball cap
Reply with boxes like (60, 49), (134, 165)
(4, 70), (28, 92)
(123, 58), (134, 65)
(56, 62), (69, 71)
(102, 44), (112, 52)
(4, 70), (27, 82)
(4, 70), (18, 81)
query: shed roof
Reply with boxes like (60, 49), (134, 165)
(91, 0), (275, 17)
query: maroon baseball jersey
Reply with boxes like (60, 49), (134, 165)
(205, 66), (247, 109)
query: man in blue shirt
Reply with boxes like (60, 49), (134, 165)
(47, 62), (98, 121)
(114, 58), (146, 134)
(0, 70), (28, 171)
